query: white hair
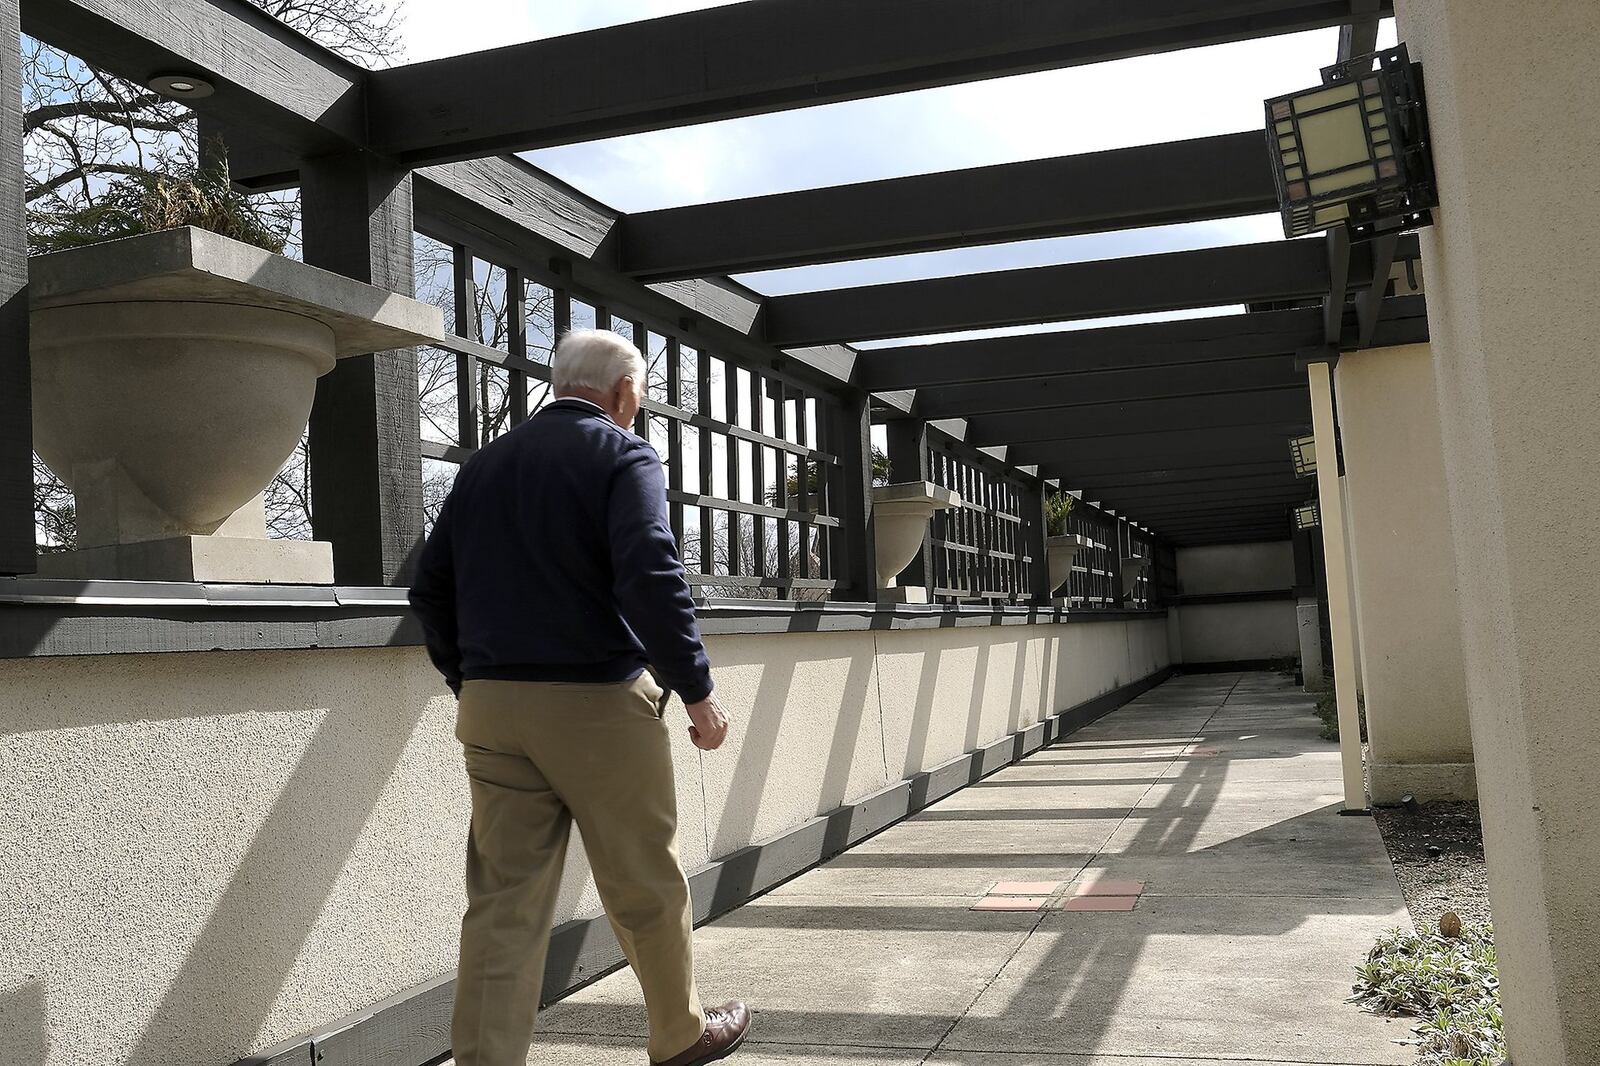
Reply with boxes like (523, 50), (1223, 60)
(552, 329), (646, 395)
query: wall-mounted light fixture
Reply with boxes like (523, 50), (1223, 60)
(149, 73), (215, 100)
(1289, 434), (1318, 478)
(1265, 44), (1437, 240)
(1295, 502), (1321, 530)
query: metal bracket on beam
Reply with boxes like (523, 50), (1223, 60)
(1338, 0), (1384, 64)
(1295, 344), (1341, 372)
(1354, 230), (1401, 348)
(1323, 228), (1351, 348)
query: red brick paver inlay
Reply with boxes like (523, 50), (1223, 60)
(1061, 895), (1139, 912)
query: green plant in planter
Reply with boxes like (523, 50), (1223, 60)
(29, 141), (286, 255)
(1044, 491), (1076, 537)
(769, 447), (891, 505)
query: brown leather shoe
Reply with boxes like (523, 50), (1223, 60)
(651, 1001), (751, 1066)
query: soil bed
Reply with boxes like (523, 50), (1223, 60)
(1373, 799), (1493, 931)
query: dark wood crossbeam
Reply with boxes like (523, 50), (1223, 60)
(912, 356), (1302, 419)
(366, 0), (1389, 164)
(1149, 526), (1290, 544)
(766, 238), (1423, 347)
(860, 308), (1324, 391)
(410, 156), (860, 391)
(768, 240), (1327, 347)
(1063, 463), (1295, 490)
(1164, 532), (1290, 545)
(1128, 507), (1300, 528)
(621, 132), (1278, 281)
(965, 388), (1312, 446)
(1134, 506), (1294, 526)
(1087, 474), (1306, 502)
(1011, 424), (1311, 467)
(1098, 493), (1308, 519)
(1029, 445), (1290, 477)
(21, 0), (365, 157)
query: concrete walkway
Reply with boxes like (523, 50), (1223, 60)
(512, 673), (1416, 1065)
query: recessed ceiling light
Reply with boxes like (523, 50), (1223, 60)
(149, 73), (215, 99)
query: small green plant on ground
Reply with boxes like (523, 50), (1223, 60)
(1315, 689), (1367, 742)
(1352, 922), (1504, 1066)
(28, 139), (287, 255)
(1044, 491), (1076, 536)
(1267, 655), (1299, 677)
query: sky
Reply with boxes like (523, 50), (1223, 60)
(398, 2), (1396, 324)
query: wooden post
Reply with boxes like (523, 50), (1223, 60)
(884, 418), (932, 596)
(826, 388), (874, 602)
(0, 0), (34, 575)
(300, 153), (424, 587)
(1308, 358), (1367, 813)
(1025, 479), (1052, 605)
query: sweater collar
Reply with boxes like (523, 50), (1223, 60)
(545, 396), (610, 418)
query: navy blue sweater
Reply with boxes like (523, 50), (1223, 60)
(408, 398), (714, 704)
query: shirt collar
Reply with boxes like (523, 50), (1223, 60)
(548, 395), (608, 416)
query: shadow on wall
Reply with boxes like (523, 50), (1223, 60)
(815, 651), (881, 818)
(1, 652), (433, 1066)
(708, 656), (799, 857)
(128, 695), (427, 1066)
(0, 981), (49, 1066)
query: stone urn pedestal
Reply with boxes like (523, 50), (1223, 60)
(872, 481), (961, 604)
(1045, 533), (1095, 605)
(28, 227), (444, 584)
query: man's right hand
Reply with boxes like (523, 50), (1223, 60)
(685, 694), (730, 751)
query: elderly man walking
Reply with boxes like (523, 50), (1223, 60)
(410, 329), (751, 1066)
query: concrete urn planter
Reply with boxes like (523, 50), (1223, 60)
(872, 481), (961, 602)
(28, 227), (444, 583)
(1045, 533), (1095, 599)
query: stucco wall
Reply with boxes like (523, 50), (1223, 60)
(1336, 345), (1474, 801)
(0, 616), (1167, 1066)
(1173, 601), (1298, 664)
(1394, 1), (1600, 1060)
(1170, 542), (1297, 664)
(1175, 542), (1294, 596)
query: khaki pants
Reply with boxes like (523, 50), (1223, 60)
(452, 674), (706, 1065)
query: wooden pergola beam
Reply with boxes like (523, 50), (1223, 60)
(766, 238), (1419, 347)
(861, 308), (1321, 391)
(621, 132), (1278, 281)
(911, 356), (1302, 419)
(20, 0), (365, 157)
(965, 387), (1312, 446)
(365, 0), (1389, 164)
(1064, 462), (1295, 490)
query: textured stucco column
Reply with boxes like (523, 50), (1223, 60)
(1307, 362), (1367, 812)
(1336, 345), (1474, 802)
(1339, 475), (1365, 692)
(1395, 2), (1600, 1060)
